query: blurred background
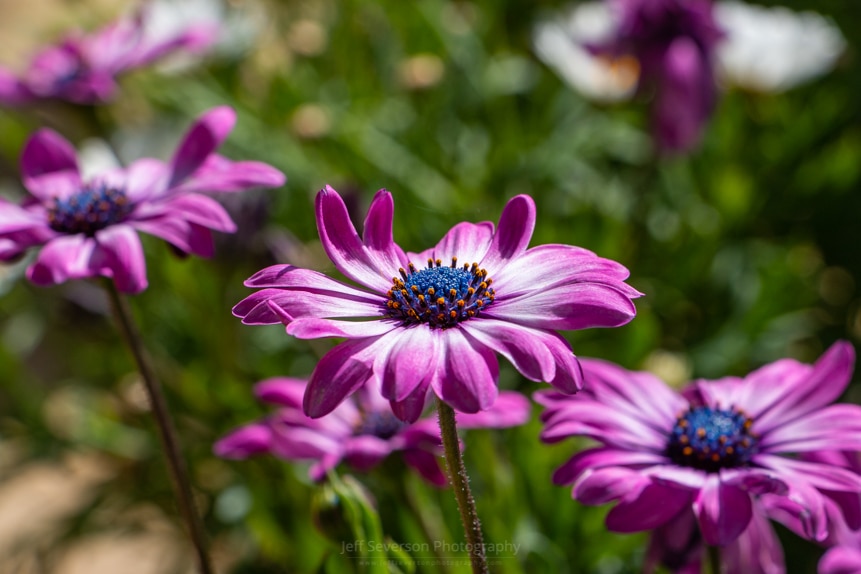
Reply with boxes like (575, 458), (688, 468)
(0, 0), (859, 572)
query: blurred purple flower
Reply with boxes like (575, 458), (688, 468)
(214, 377), (531, 486)
(234, 186), (641, 422)
(0, 106), (285, 293)
(537, 341), (861, 565)
(594, 0), (725, 152)
(0, 4), (216, 106)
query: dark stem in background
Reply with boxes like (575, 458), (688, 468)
(103, 280), (214, 574)
(437, 401), (489, 574)
(705, 543), (721, 574)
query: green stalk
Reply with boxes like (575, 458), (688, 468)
(104, 280), (214, 574)
(437, 401), (488, 574)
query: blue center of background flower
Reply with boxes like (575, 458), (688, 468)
(47, 184), (132, 236)
(385, 257), (495, 329)
(666, 406), (758, 472)
(356, 411), (405, 440)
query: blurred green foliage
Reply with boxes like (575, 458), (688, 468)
(1, 0), (860, 572)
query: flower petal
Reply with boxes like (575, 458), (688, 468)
(433, 328), (499, 414)
(462, 319), (557, 382)
(344, 435), (394, 471)
(362, 188), (408, 276)
(153, 194), (237, 233)
(488, 282), (638, 330)
(304, 336), (391, 418)
(316, 186), (397, 292)
(480, 195), (535, 270)
(381, 326), (440, 402)
(693, 475), (752, 546)
(551, 447), (666, 486)
(429, 221), (495, 264)
(456, 391), (531, 429)
(253, 378), (307, 408)
(574, 466), (650, 505)
(403, 448), (448, 487)
(758, 404), (861, 453)
(131, 216), (214, 257)
(21, 129), (82, 201)
(96, 225), (148, 294)
(819, 547), (861, 574)
(168, 106), (237, 187)
(169, 155), (286, 194)
(27, 235), (100, 286)
(606, 482), (692, 533)
(214, 423), (272, 458)
(287, 317), (397, 339)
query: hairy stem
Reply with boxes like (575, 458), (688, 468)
(104, 281), (214, 574)
(437, 401), (488, 574)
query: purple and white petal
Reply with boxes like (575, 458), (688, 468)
(168, 106), (237, 188)
(96, 224), (148, 294)
(693, 474), (753, 546)
(433, 328), (499, 414)
(480, 195), (536, 270)
(21, 129), (82, 201)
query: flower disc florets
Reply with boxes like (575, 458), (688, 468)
(666, 406), (758, 472)
(47, 184), (132, 236)
(385, 257), (495, 329)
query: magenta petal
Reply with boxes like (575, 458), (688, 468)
(761, 479), (829, 541)
(462, 319), (556, 382)
(456, 391), (531, 429)
(480, 195), (536, 270)
(755, 454), (861, 493)
(430, 221), (495, 264)
(304, 337), (387, 418)
(755, 341), (856, 433)
(693, 475), (752, 545)
(168, 155), (286, 195)
(96, 225), (147, 294)
(111, 158), (169, 202)
(759, 404), (861, 453)
(362, 189), (408, 275)
(253, 378), (308, 408)
(27, 235), (99, 286)
(490, 282), (637, 330)
(242, 265), (383, 304)
(131, 216), (214, 257)
(574, 466), (649, 505)
(214, 423), (272, 458)
(403, 449), (448, 487)
(169, 106), (237, 186)
(158, 194), (236, 233)
(551, 447), (666, 485)
(316, 186), (395, 292)
(434, 329), (499, 414)
(722, 505), (785, 574)
(820, 547), (861, 574)
(21, 129), (82, 201)
(287, 317), (396, 339)
(390, 382), (432, 423)
(381, 327), (439, 402)
(606, 482), (691, 533)
(344, 436), (393, 471)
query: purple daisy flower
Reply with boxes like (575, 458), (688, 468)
(233, 186), (641, 422)
(537, 341), (861, 565)
(0, 3), (216, 106)
(0, 106), (285, 293)
(214, 377), (531, 486)
(596, 0), (725, 152)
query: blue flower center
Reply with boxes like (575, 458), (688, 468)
(356, 411), (405, 440)
(666, 406), (758, 472)
(385, 258), (495, 329)
(47, 184), (132, 236)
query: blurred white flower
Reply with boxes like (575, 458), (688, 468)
(535, 0), (846, 100)
(715, 1), (846, 92)
(533, 2), (638, 102)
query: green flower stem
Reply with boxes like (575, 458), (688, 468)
(706, 543), (721, 574)
(104, 281), (214, 574)
(437, 400), (488, 574)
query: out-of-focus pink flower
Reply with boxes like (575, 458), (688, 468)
(537, 342), (861, 569)
(0, 3), (217, 106)
(234, 186), (641, 422)
(0, 106), (285, 293)
(214, 377), (531, 486)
